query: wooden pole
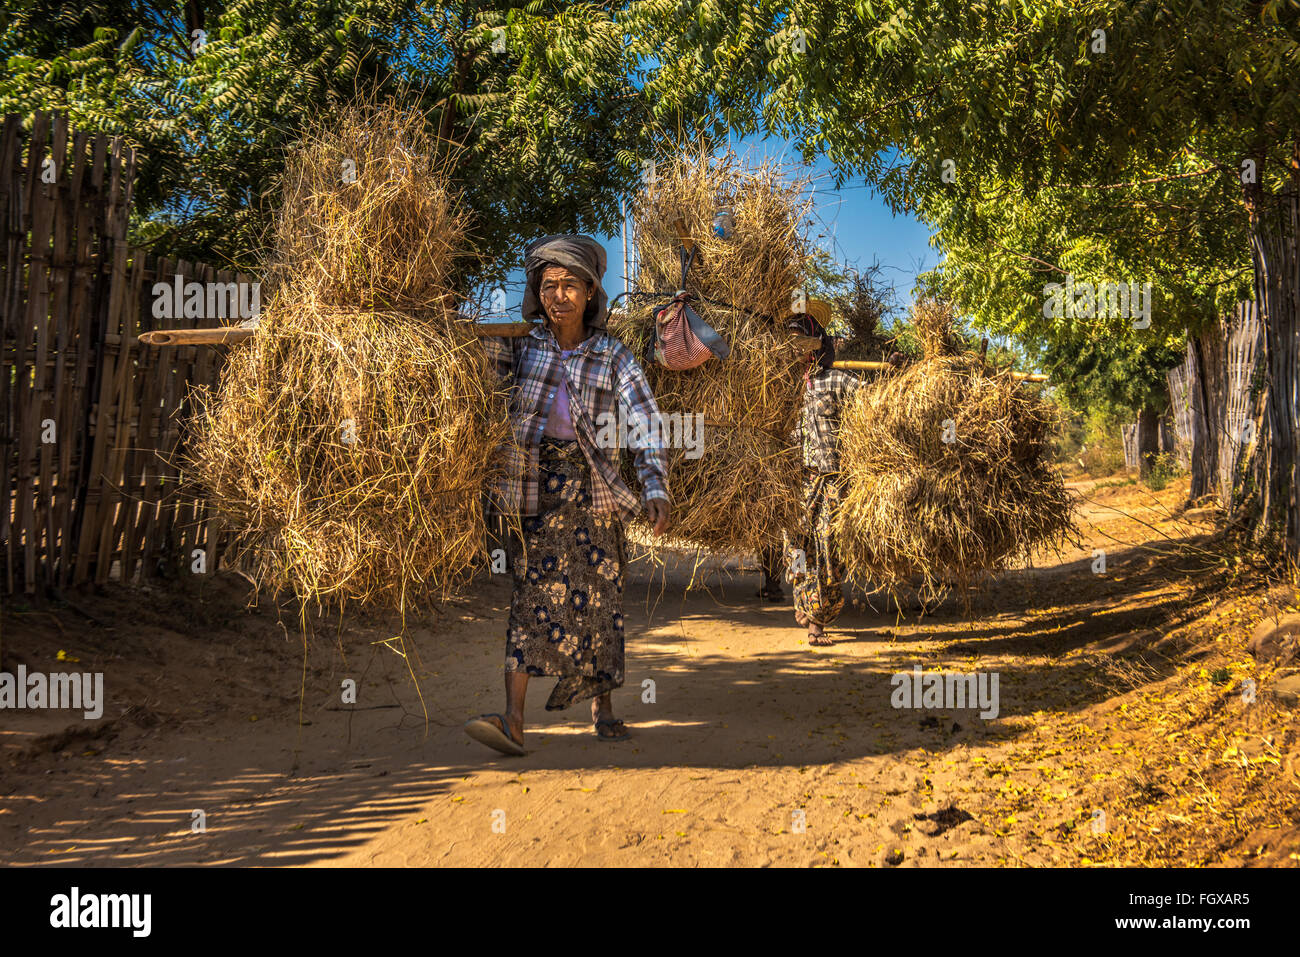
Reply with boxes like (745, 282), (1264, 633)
(832, 359), (1048, 382)
(138, 327), (255, 346)
(672, 217), (696, 255)
(135, 327), (1051, 384)
(137, 320), (540, 347)
(139, 318), (825, 348)
(621, 198), (629, 302)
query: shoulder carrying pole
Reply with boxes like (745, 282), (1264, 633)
(831, 359), (1047, 382)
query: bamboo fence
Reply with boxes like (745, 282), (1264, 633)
(1164, 302), (1264, 505)
(2, 112), (252, 594)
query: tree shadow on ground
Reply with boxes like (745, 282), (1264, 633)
(0, 527), (1227, 866)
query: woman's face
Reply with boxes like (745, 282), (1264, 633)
(539, 265), (591, 326)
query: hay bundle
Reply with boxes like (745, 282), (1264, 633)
(610, 306), (805, 554)
(609, 148), (814, 556)
(265, 101), (468, 311)
(830, 262), (902, 362)
(188, 102), (510, 611)
(834, 299), (1076, 598)
(632, 145), (809, 316)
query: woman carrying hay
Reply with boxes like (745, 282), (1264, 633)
(784, 303), (900, 645)
(784, 305), (857, 645)
(464, 235), (671, 756)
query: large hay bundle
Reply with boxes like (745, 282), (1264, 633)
(834, 300), (1076, 598)
(609, 306), (804, 554)
(609, 148), (814, 556)
(188, 102), (510, 611)
(265, 101), (468, 311)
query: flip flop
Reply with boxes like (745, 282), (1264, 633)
(807, 626), (833, 646)
(464, 713), (525, 756)
(594, 717), (631, 742)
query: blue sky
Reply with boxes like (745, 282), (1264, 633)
(486, 134), (938, 318)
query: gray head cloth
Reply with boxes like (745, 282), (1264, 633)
(521, 234), (609, 330)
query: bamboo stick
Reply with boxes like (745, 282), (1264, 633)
(832, 359), (1047, 382)
(138, 319), (542, 346)
(138, 326), (254, 346)
(136, 327), (1048, 384)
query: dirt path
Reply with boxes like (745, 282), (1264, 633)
(2, 477), (1297, 866)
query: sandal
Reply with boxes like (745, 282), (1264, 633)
(464, 712), (526, 756)
(594, 716), (631, 741)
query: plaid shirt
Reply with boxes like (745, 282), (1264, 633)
(794, 367), (861, 473)
(482, 325), (669, 522)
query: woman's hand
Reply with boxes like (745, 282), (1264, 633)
(646, 498), (671, 537)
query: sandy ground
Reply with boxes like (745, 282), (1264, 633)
(2, 476), (1298, 867)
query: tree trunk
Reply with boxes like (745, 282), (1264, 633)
(1245, 165), (1300, 574)
(1137, 405), (1161, 480)
(184, 1), (204, 39)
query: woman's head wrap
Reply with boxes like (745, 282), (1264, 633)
(521, 234), (609, 330)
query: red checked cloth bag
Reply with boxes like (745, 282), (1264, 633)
(643, 242), (731, 371)
(654, 293), (719, 370)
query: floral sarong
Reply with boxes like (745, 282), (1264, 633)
(505, 438), (626, 710)
(785, 471), (848, 627)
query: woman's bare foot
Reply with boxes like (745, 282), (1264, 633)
(807, 622), (833, 646)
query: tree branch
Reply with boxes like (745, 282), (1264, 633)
(1073, 166), (1221, 190)
(987, 239), (1066, 275)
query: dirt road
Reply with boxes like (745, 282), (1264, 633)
(2, 478), (1297, 866)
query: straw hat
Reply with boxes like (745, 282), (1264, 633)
(803, 298), (832, 327)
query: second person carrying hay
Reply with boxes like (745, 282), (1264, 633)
(785, 302), (903, 646)
(464, 235), (672, 756)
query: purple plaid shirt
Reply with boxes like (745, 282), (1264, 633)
(482, 325), (669, 522)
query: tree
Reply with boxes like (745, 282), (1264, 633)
(630, 0), (1300, 566)
(1, 0), (664, 288)
(915, 158), (1238, 480)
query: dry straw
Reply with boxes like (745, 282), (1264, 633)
(187, 101), (511, 615)
(264, 100), (469, 312)
(834, 299), (1077, 600)
(610, 146), (815, 557)
(632, 143), (810, 316)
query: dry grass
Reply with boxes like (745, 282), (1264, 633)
(835, 298), (1077, 599)
(610, 146), (816, 555)
(633, 143), (812, 317)
(611, 304), (804, 555)
(187, 101), (511, 615)
(265, 99), (468, 312)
